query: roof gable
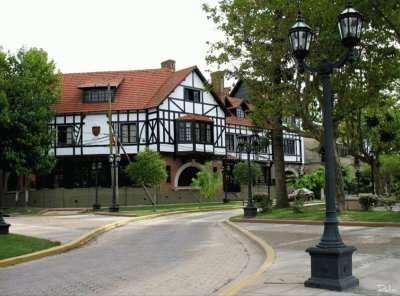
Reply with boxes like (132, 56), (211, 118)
(53, 67), (195, 113)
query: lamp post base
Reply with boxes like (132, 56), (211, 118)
(0, 223), (11, 234)
(223, 198), (230, 203)
(305, 245), (359, 291)
(109, 206), (119, 213)
(243, 206), (257, 218)
(92, 203), (101, 210)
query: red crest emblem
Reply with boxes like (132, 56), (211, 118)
(92, 125), (101, 137)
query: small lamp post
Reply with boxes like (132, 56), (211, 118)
(222, 163), (231, 203)
(92, 161), (102, 210)
(266, 161), (273, 199)
(237, 134), (259, 218)
(289, 1), (363, 291)
(370, 151), (375, 195)
(109, 153), (121, 212)
(355, 157), (361, 195)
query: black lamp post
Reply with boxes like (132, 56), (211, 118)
(92, 161), (102, 210)
(355, 157), (361, 195)
(222, 163), (231, 203)
(237, 134), (259, 218)
(289, 1), (363, 291)
(266, 161), (273, 199)
(109, 154), (120, 212)
(370, 151), (375, 195)
(0, 196), (10, 234)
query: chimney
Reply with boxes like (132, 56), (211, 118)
(211, 71), (226, 104)
(161, 59), (176, 72)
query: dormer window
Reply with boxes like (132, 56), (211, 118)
(82, 88), (115, 103)
(236, 106), (245, 118)
(184, 88), (201, 103)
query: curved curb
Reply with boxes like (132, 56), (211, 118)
(0, 214), (162, 268)
(220, 220), (276, 296)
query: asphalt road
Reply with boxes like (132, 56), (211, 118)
(0, 210), (264, 296)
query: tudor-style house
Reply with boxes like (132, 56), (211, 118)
(34, 61), (304, 201)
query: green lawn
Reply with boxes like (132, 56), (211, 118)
(0, 234), (60, 260)
(248, 205), (400, 223)
(99, 201), (243, 216)
(3, 208), (43, 216)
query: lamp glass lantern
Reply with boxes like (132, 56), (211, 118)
(108, 154), (114, 164)
(337, 2), (363, 49)
(288, 10), (313, 61)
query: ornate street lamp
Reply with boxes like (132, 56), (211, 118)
(289, 1), (363, 291)
(370, 151), (375, 195)
(237, 134), (259, 218)
(222, 163), (231, 203)
(92, 161), (103, 210)
(355, 157), (361, 195)
(109, 154), (120, 212)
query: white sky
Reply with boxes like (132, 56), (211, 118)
(0, 0), (224, 80)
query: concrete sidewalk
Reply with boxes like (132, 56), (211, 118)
(3, 212), (400, 295)
(237, 222), (400, 296)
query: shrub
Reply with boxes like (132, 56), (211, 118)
(253, 192), (273, 213)
(382, 197), (397, 211)
(358, 194), (378, 211)
(292, 198), (305, 213)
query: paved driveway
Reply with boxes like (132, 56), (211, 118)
(0, 210), (264, 296)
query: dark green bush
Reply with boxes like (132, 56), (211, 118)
(292, 198), (305, 213)
(358, 194), (378, 211)
(253, 192), (273, 213)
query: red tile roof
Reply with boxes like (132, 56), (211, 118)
(226, 96), (244, 108)
(226, 116), (253, 127)
(52, 67), (195, 113)
(177, 114), (213, 122)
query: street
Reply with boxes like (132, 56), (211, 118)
(0, 210), (264, 296)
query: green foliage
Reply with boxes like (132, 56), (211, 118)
(253, 192), (272, 213)
(0, 47), (61, 175)
(233, 161), (262, 185)
(191, 162), (222, 199)
(124, 149), (167, 188)
(292, 198), (305, 213)
(204, 0), (400, 202)
(288, 168), (325, 199)
(380, 154), (400, 194)
(358, 194), (378, 211)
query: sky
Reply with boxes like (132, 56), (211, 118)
(0, 0), (224, 80)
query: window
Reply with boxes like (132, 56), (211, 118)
(178, 121), (213, 144)
(195, 122), (213, 144)
(57, 125), (74, 146)
(226, 134), (235, 151)
(178, 122), (192, 142)
(184, 88), (201, 102)
(236, 106), (245, 118)
(82, 88), (115, 103)
(121, 123), (137, 143)
(283, 139), (296, 155)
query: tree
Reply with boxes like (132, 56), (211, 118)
(233, 161), (262, 186)
(203, 0), (400, 208)
(124, 149), (167, 211)
(191, 161), (222, 200)
(0, 47), (61, 207)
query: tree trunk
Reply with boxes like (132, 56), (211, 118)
(272, 124), (289, 208)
